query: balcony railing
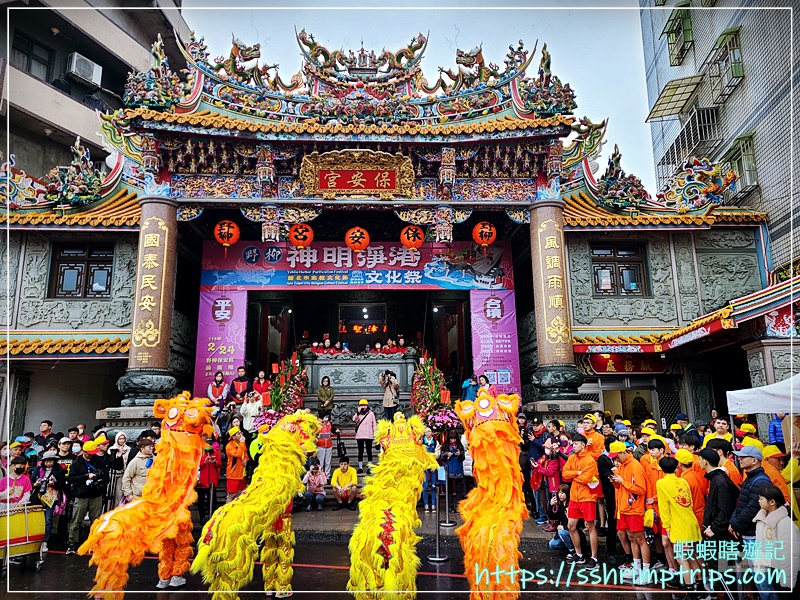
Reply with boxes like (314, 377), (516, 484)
(656, 107), (722, 189)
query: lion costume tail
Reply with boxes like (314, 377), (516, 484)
(78, 500), (149, 600)
(347, 415), (437, 600)
(190, 418), (311, 600)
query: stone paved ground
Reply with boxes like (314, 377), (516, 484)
(291, 502), (549, 540)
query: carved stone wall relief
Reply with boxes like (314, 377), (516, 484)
(696, 254), (761, 313)
(693, 229), (755, 250)
(15, 233), (137, 330)
(0, 231), (22, 327)
(746, 351), (767, 387)
(688, 368), (714, 425)
(566, 232), (678, 326)
(771, 349), (799, 382)
(672, 233), (701, 323)
(694, 229), (761, 314)
(169, 310), (196, 378)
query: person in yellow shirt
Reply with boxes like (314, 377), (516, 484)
(331, 457), (359, 511)
(739, 424), (764, 450)
(675, 449), (706, 529)
(656, 457), (703, 594)
(702, 416), (733, 448)
(781, 441), (800, 524)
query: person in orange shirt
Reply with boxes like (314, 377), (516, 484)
(676, 449), (706, 529)
(758, 445), (791, 504)
(581, 414), (605, 461)
(706, 439), (742, 488)
(678, 433), (709, 497)
(561, 433), (600, 570)
(644, 439), (671, 571)
(608, 441), (649, 578)
(225, 426), (249, 502)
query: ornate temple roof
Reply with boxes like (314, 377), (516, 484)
(1, 28), (767, 236)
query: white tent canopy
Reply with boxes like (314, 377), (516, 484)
(726, 373), (800, 415)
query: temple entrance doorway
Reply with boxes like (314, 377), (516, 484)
(244, 290), (471, 393)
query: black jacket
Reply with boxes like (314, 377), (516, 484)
(528, 429), (552, 463)
(703, 468), (740, 539)
(728, 466), (771, 537)
(597, 453), (617, 516)
(68, 455), (107, 498)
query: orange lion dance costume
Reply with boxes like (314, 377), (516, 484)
(455, 390), (528, 600)
(78, 392), (214, 600)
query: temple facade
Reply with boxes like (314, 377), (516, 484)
(3, 21), (795, 435)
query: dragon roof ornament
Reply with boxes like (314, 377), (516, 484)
(296, 28), (429, 85)
(157, 29), (576, 129)
(654, 156), (737, 213)
(595, 144), (651, 210)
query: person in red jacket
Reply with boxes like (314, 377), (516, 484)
(536, 438), (562, 532)
(197, 439), (221, 523)
(252, 370), (270, 408)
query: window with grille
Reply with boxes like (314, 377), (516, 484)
(663, 7), (694, 66)
(10, 33), (53, 82)
(49, 244), (115, 299)
(591, 244), (648, 296)
(722, 135), (758, 200)
(708, 30), (744, 104)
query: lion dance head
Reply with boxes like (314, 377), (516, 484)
(272, 410), (321, 454)
(456, 390), (521, 448)
(152, 391), (214, 438)
(376, 412), (426, 453)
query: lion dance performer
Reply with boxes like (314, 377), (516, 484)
(191, 410), (320, 599)
(78, 392), (214, 600)
(455, 390), (528, 600)
(347, 413), (438, 600)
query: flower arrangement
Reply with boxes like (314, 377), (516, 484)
(410, 356), (459, 435)
(253, 354), (308, 430)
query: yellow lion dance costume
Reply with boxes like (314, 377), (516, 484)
(78, 392), (214, 600)
(455, 391), (528, 600)
(191, 410), (320, 600)
(347, 413), (438, 600)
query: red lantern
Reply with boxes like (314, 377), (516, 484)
(288, 223), (314, 249)
(400, 225), (425, 252)
(345, 227), (370, 253)
(472, 221), (497, 256)
(214, 220), (240, 257)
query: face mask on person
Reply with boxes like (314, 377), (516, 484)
(14, 466), (25, 474)
(78, 428), (84, 434)
(72, 445), (81, 453)
(560, 439), (569, 447)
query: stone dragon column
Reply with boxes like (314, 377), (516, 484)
(116, 195), (179, 405)
(529, 140), (584, 404)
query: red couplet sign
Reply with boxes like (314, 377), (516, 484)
(318, 169), (397, 193)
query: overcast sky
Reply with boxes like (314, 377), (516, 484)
(180, 1), (656, 192)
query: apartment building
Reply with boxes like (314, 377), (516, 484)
(640, 0), (796, 271)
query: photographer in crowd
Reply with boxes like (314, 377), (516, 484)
(379, 370), (400, 421)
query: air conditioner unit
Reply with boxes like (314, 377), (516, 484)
(66, 52), (102, 88)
